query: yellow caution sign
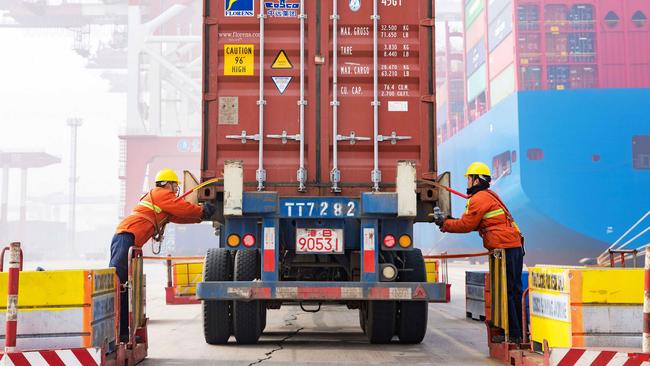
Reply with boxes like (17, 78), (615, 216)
(224, 44), (254, 76)
(272, 50), (293, 69)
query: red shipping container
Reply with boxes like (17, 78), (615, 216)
(569, 65), (598, 89)
(489, 32), (515, 78)
(517, 32), (541, 65)
(519, 65), (542, 91)
(544, 4), (569, 33)
(545, 33), (569, 63)
(202, 0), (436, 195)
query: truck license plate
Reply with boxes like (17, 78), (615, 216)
(296, 228), (344, 254)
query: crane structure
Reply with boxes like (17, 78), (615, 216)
(1, 0), (203, 218)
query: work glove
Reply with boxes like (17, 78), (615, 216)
(432, 207), (446, 227)
(201, 202), (216, 220)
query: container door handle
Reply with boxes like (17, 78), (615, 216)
(267, 131), (301, 144)
(377, 131), (412, 145)
(337, 131), (371, 145)
(226, 131), (261, 144)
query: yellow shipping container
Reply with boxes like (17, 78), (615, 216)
(173, 262), (203, 296)
(424, 259), (438, 283)
(0, 269), (117, 350)
(529, 265), (643, 352)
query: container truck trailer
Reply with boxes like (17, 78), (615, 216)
(195, 0), (451, 344)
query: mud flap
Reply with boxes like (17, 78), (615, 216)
(437, 171), (452, 216)
(182, 170), (200, 205)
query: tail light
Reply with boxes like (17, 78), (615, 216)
(398, 234), (412, 248)
(383, 234), (396, 248)
(227, 234), (240, 247)
(242, 234), (256, 247)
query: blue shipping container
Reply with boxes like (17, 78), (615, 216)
(467, 37), (487, 75)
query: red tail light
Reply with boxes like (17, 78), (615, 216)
(242, 234), (256, 247)
(383, 235), (396, 248)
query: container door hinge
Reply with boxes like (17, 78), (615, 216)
(204, 93), (217, 101)
(421, 95), (436, 103)
(205, 17), (218, 25)
(420, 18), (435, 27)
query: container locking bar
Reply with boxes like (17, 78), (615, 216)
(371, 0), (381, 191)
(330, 0), (341, 193)
(256, 0), (267, 191)
(297, 0), (307, 192)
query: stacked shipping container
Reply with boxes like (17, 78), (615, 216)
(436, 0), (650, 142)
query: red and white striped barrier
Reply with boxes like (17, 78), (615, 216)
(0, 347), (103, 366)
(549, 348), (650, 366)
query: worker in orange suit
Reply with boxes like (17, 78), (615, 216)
(432, 162), (524, 343)
(109, 168), (215, 342)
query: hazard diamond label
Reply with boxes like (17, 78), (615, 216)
(272, 76), (292, 94)
(413, 285), (427, 299)
(271, 50), (293, 69)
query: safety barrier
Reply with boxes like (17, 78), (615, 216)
(529, 266), (644, 351)
(0, 244), (118, 352)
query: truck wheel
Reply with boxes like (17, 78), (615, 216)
(202, 248), (232, 345)
(366, 301), (396, 344)
(233, 250), (262, 344)
(397, 248), (428, 344)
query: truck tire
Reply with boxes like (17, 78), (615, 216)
(233, 250), (262, 344)
(366, 301), (396, 343)
(202, 248), (232, 345)
(397, 248), (428, 344)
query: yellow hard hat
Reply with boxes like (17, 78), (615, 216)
(464, 162), (491, 177)
(155, 168), (179, 183)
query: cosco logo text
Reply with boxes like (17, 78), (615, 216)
(284, 201), (357, 217)
(265, 0), (299, 9)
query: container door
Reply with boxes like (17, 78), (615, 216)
(323, 0), (434, 193)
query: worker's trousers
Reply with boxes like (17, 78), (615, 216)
(505, 246), (524, 339)
(109, 232), (135, 339)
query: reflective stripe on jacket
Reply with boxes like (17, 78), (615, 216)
(441, 189), (522, 250)
(116, 187), (203, 247)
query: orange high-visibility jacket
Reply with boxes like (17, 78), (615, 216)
(116, 187), (203, 247)
(441, 189), (522, 250)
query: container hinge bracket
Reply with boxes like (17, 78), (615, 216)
(226, 131), (260, 144)
(420, 18), (435, 27)
(421, 95), (436, 103)
(267, 131), (301, 144)
(337, 131), (371, 145)
(377, 131), (412, 145)
(204, 17), (218, 25)
(204, 93), (217, 101)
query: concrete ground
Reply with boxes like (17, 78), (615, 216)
(138, 261), (499, 366)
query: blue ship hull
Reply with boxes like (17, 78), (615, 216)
(425, 88), (650, 265)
